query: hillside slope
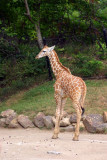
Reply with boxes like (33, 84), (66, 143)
(0, 80), (107, 118)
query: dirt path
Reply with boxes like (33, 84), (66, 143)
(0, 128), (107, 160)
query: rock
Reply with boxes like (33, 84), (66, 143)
(1, 109), (16, 118)
(18, 115), (35, 128)
(72, 121), (85, 129)
(69, 113), (77, 123)
(80, 121), (84, 128)
(103, 111), (107, 123)
(8, 118), (20, 128)
(43, 116), (54, 129)
(52, 116), (56, 125)
(62, 111), (69, 118)
(55, 111), (68, 119)
(0, 118), (6, 127)
(5, 114), (17, 125)
(96, 123), (107, 133)
(34, 112), (45, 128)
(81, 114), (86, 121)
(83, 114), (105, 133)
(52, 117), (70, 127)
(72, 123), (76, 127)
(60, 118), (70, 127)
(1, 109), (17, 125)
(60, 125), (75, 132)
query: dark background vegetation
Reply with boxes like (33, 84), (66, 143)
(0, 0), (107, 101)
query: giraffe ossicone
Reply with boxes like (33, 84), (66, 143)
(36, 45), (87, 141)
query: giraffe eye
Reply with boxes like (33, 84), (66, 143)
(43, 50), (46, 53)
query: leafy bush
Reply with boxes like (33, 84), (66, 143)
(0, 63), (6, 80)
(70, 53), (104, 77)
(0, 41), (48, 99)
(0, 38), (18, 61)
(81, 60), (103, 77)
(95, 42), (107, 60)
(0, 40), (106, 100)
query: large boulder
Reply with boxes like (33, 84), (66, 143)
(0, 109), (17, 127)
(8, 118), (21, 128)
(18, 115), (35, 128)
(5, 114), (17, 125)
(52, 117), (70, 127)
(69, 113), (77, 123)
(0, 118), (6, 127)
(60, 118), (70, 127)
(34, 112), (45, 128)
(43, 116), (54, 129)
(62, 111), (69, 118)
(95, 123), (107, 133)
(1, 109), (17, 118)
(83, 114), (107, 133)
(103, 111), (107, 123)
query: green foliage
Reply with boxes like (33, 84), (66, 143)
(81, 60), (103, 77)
(61, 44), (105, 78)
(0, 38), (17, 60)
(0, 0), (106, 40)
(95, 42), (107, 60)
(0, 41), (47, 100)
(72, 58), (104, 77)
(0, 0), (107, 100)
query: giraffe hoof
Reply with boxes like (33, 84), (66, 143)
(72, 137), (79, 141)
(52, 134), (58, 139)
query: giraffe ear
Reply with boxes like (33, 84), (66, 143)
(48, 45), (55, 52)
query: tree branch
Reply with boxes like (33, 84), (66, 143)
(24, 0), (34, 24)
(24, 0), (44, 49)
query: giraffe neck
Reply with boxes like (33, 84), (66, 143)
(48, 50), (70, 79)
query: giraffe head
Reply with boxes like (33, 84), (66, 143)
(36, 45), (55, 59)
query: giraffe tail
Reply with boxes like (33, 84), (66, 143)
(80, 81), (87, 116)
(81, 106), (85, 116)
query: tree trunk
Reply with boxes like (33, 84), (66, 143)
(35, 23), (52, 80)
(103, 28), (107, 48)
(35, 23), (44, 49)
(24, 0), (52, 80)
(35, 23), (53, 80)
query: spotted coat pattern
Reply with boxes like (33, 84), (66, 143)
(36, 46), (87, 141)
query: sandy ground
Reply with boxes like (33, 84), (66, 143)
(0, 128), (107, 160)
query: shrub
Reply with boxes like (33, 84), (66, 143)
(0, 41), (48, 99)
(95, 42), (107, 60)
(71, 53), (104, 77)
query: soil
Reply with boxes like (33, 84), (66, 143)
(0, 128), (107, 160)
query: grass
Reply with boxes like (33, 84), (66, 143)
(104, 128), (107, 134)
(0, 79), (107, 118)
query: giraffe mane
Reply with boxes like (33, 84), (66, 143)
(53, 50), (71, 74)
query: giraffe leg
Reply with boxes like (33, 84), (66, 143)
(73, 103), (82, 141)
(52, 94), (62, 139)
(52, 113), (60, 139)
(60, 97), (67, 119)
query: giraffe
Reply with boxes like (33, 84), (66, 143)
(36, 45), (87, 141)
